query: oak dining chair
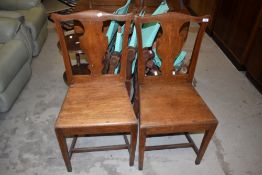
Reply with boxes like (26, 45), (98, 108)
(52, 10), (137, 172)
(134, 12), (218, 170)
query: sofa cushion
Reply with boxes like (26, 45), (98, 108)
(17, 4), (47, 40)
(0, 0), (17, 10)
(0, 0), (41, 10)
(15, 22), (34, 58)
(0, 10), (25, 22)
(0, 62), (31, 112)
(0, 17), (21, 43)
(0, 40), (29, 92)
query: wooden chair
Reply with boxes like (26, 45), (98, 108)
(134, 12), (218, 170)
(52, 10), (137, 172)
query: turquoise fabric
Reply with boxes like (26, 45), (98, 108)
(152, 48), (161, 67)
(174, 51), (187, 68)
(131, 54), (137, 74)
(113, 25), (125, 74)
(141, 2), (169, 48)
(106, 0), (131, 44)
(114, 25), (125, 53)
(152, 48), (187, 69)
(130, 2), (169, 74)
(128, 11), (146, 48)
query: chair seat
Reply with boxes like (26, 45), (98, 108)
(140, 82), (217, 128)
(56, 76), (137, 129)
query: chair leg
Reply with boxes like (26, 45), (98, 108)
(133, 70), (140, 118)
(129, 125), (137, 166)
(133, 97), (139, 118)
(55, 129), (72, 172)
(125, 80), (132, 98)
(138, 129), (146, 170)
(133, 87), (140, 118)
(195, 125), (217, 165)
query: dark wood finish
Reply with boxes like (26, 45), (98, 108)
(57, 33), (90, 84)
(212, 0), (262, 69)
(185, 0), (219, 33)
(53, 11), (132, 83)
(134, 12), (218, 170)
(52, 11), (137, 172)
(76, 0), (140, 13)
(76, 0), (187, 13)
(144, 132), (200, 152)
(246, 8), (262, 93)
(141, 0), (187, 13)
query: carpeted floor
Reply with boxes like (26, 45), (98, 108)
(1, 5), (262, 175)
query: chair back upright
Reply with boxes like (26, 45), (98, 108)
(135, 12), (209, 84)
(52, 10), (133, 85)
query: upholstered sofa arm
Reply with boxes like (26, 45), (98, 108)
(0, 0), (41, 10)
(0, 10), (25, 22)
(0, 17), (21, 43)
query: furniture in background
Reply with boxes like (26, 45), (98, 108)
(141, 0), (186, 13)
(0, 0), (48, 56)
(0, 17), (32, 112)
(245, 8), (262, 93)
(134, 12), (218, 170)
(74, 0), (138, 13)
(185, 0), (262, 92)
(58, 0), (78, 7)
(57, 33), (90, 84)
(212, 0), (262, 70)
(0, 0), (48, 112)
(184, 0), (218, 34)
(75, 0), (187, 13)
(52, 10), (137, 172)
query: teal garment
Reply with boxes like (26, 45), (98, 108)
(128, 26), (137, 48)
(152, 48), (161, 67)
(113, 25), (125, 74)
(129, 2), (169, 75)
(106, 0), (131, 44)
(114, 2), (171, 75)
(114, 10), (145, 74)
(128, 11), (145, 48)
(152, 48), (187, 69)
(114, 63), (120, 74)
(174, 51), (187, 68)
(141, 2), (169, 48)
(114, 25), (125, 52)
(131, 54), (137, 74)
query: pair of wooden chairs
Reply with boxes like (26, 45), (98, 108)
(52, 10), (218, 172)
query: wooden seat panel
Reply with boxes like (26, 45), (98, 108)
(52, 11), (137, 172)
(134, 12), (218, 170)
(140, 83), (216, 128)
(56, 77), (136, 128)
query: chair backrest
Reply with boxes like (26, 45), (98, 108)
(106, 0), (131, 44)
(135, 12), (209, 84)
(52, 10), (133, 85)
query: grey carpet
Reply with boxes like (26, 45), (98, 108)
(0, 21), (262, 175)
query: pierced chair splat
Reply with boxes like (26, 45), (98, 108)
(134, 12), (218, 170)
(52, 10), (137, 172)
